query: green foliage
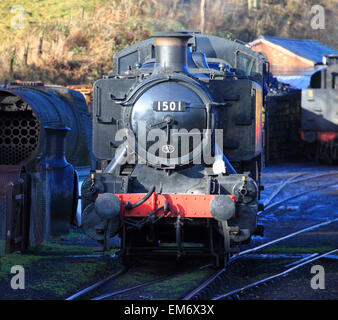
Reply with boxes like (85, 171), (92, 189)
(0, 0), (336, 85)
(0, 241), (116, 299)
(0, 1), (90, 38)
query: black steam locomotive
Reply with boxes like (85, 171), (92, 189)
(81, 32), (266, 266)
(301, 55), (338, 163)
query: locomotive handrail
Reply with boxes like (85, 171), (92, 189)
(113, 73), (214, 106)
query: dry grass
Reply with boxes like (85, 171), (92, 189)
(0, 0), (180, 85)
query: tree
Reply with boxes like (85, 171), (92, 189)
(200, 0), (206, 34)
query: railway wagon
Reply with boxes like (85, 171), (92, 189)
(301, 55), (338, 163)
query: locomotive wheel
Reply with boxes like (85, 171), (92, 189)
(213, 222), (231, 268)
(221, 221), (230, 254)
(220, 221), (231, 268)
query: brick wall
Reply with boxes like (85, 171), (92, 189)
(251, 42), (314, 75)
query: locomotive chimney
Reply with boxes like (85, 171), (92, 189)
(152, 32), (192, 74)
(43, 126), (70, 167)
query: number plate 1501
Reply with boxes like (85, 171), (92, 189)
(153, 101), (186, 112)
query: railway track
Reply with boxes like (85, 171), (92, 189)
(234, 217), (338, 258)
(91, 271), (195, 300)
(266, 171), (338, 189)
(211, 248), (338, 300)
(181, 268), (225, 300)
(65, 267), (128, 300)
(65, 262), (214, 300)
(182, 218), (338, 300)
(259, 171), (338, 214)
(76, 218), (337, 300)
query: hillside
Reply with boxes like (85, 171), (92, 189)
(0, 0), (337, 85)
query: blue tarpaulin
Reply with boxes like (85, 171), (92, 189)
(275, 66), (326, 89)
(275, 75), (311, 89)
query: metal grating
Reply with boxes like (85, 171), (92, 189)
(0, 110), (40, 165)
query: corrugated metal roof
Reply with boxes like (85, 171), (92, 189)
(260, 35), (338, 63)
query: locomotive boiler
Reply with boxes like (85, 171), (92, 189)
(0, 83), (93, 254)
(81, 32), (266, 266)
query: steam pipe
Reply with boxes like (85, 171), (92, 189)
(104, 141), (129, 174)
(125, 185), (155, 210)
